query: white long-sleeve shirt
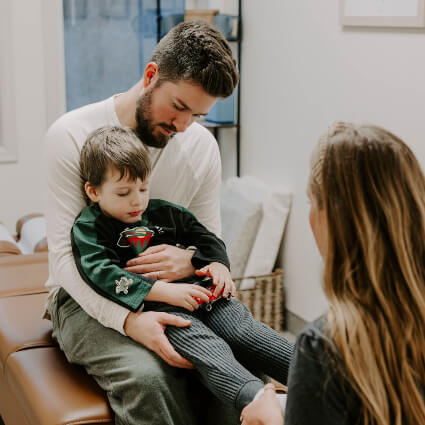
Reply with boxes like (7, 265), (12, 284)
(44, 95), (222, 334)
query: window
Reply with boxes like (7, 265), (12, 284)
(63, 0), (184, 111)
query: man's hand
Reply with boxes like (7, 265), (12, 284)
(124, 244), (195, 281)
(195, 262), (236, 298)
(240, 385), (283, 425)
(124, 310), (194, 368)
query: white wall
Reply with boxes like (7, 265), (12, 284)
(0, 0), (65, 233)
(241, 0), (425, 321)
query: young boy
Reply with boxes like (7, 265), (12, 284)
(72, 126), (293, 412)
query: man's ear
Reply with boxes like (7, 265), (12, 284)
(142, 62), (159, 88)
(85, 182), (100, 203)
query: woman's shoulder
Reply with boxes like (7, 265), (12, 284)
(296, 316), (330, 352)
(291, 316), (347, 393)
(286, 316), (360, 425)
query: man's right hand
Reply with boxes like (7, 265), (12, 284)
(124, 310), (194, 369)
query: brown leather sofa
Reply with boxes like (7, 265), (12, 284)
(0, 252), (113, 425)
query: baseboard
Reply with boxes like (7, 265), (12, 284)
(284, 309), (308, 336)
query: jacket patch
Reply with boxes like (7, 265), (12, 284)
(115, 276), (133, 295)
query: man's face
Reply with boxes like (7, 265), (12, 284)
(135, 80), (217, 148)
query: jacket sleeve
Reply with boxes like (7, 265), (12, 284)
(71, 218), (155, 312)
(176, 209), (230, 271)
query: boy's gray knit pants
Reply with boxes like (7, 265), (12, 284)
(146, 298), (294, 412)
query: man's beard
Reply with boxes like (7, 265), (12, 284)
(134, 88), (176, 149)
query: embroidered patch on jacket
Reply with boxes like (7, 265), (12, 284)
(115, 276), (133, 295)
(117, 226), (155, 255)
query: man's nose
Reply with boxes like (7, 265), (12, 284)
(172, 111), (194, 132)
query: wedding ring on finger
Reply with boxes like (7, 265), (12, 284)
(156, 271), (160, 280)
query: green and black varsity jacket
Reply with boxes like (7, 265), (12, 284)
(71, 200), (230, 312)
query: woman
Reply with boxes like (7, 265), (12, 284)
(241, 121), (425, 425)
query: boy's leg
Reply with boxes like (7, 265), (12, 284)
(203, 299), (295, 386)
(162, 307), (264, 412)
(50, 289), (239, 425)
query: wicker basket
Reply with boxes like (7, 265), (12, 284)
(234, 269), (285, 332)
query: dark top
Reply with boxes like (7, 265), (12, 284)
(285, 317), (361, 425)
(71, 199), (229, 312)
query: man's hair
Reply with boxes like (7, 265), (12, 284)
(80, 126), (152, 204)
(150, 20), (239, 98)
(309, 121), (425, 425)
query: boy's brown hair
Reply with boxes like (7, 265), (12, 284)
(80, 126), (152, 204)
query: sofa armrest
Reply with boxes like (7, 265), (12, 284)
(0, 252), (48, 297)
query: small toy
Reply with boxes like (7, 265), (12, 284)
(193, 278), (232, 311)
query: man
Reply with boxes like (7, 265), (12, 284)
(45, 21), (240, 425)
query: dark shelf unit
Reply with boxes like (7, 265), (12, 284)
(156, 0), (242, 176)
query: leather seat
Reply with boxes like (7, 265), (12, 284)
(0, 252), (48, 297)
(0, 253), (113, 425)
(0, 293), (53, 375)
(5, 347), (113, 425)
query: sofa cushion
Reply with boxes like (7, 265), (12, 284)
(0, 292), (53, 374)
(220, 187), (263, 278)
(5, 347), (113, 425)
(0, 251), (48, 297)
(0, 372), (31, 425)
(222, 177), (291, 289)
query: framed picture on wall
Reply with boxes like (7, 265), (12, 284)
(341, 0), (425, 27)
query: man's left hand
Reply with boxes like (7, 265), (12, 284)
(124, 244), (195, 281)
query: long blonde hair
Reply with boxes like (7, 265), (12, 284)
(309, 121), (425, 425)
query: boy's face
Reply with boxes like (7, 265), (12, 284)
(86, 167), (150, 224)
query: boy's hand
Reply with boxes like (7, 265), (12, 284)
(146, 280), (212, 312)
(195, 262), (236, 298)
(165, 284), (213, 311)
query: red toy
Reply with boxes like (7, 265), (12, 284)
(193, 278), (231, 311)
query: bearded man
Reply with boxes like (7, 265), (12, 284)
(44, 21), (239, 425)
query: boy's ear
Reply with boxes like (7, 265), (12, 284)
(85, 182), (100, 203)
